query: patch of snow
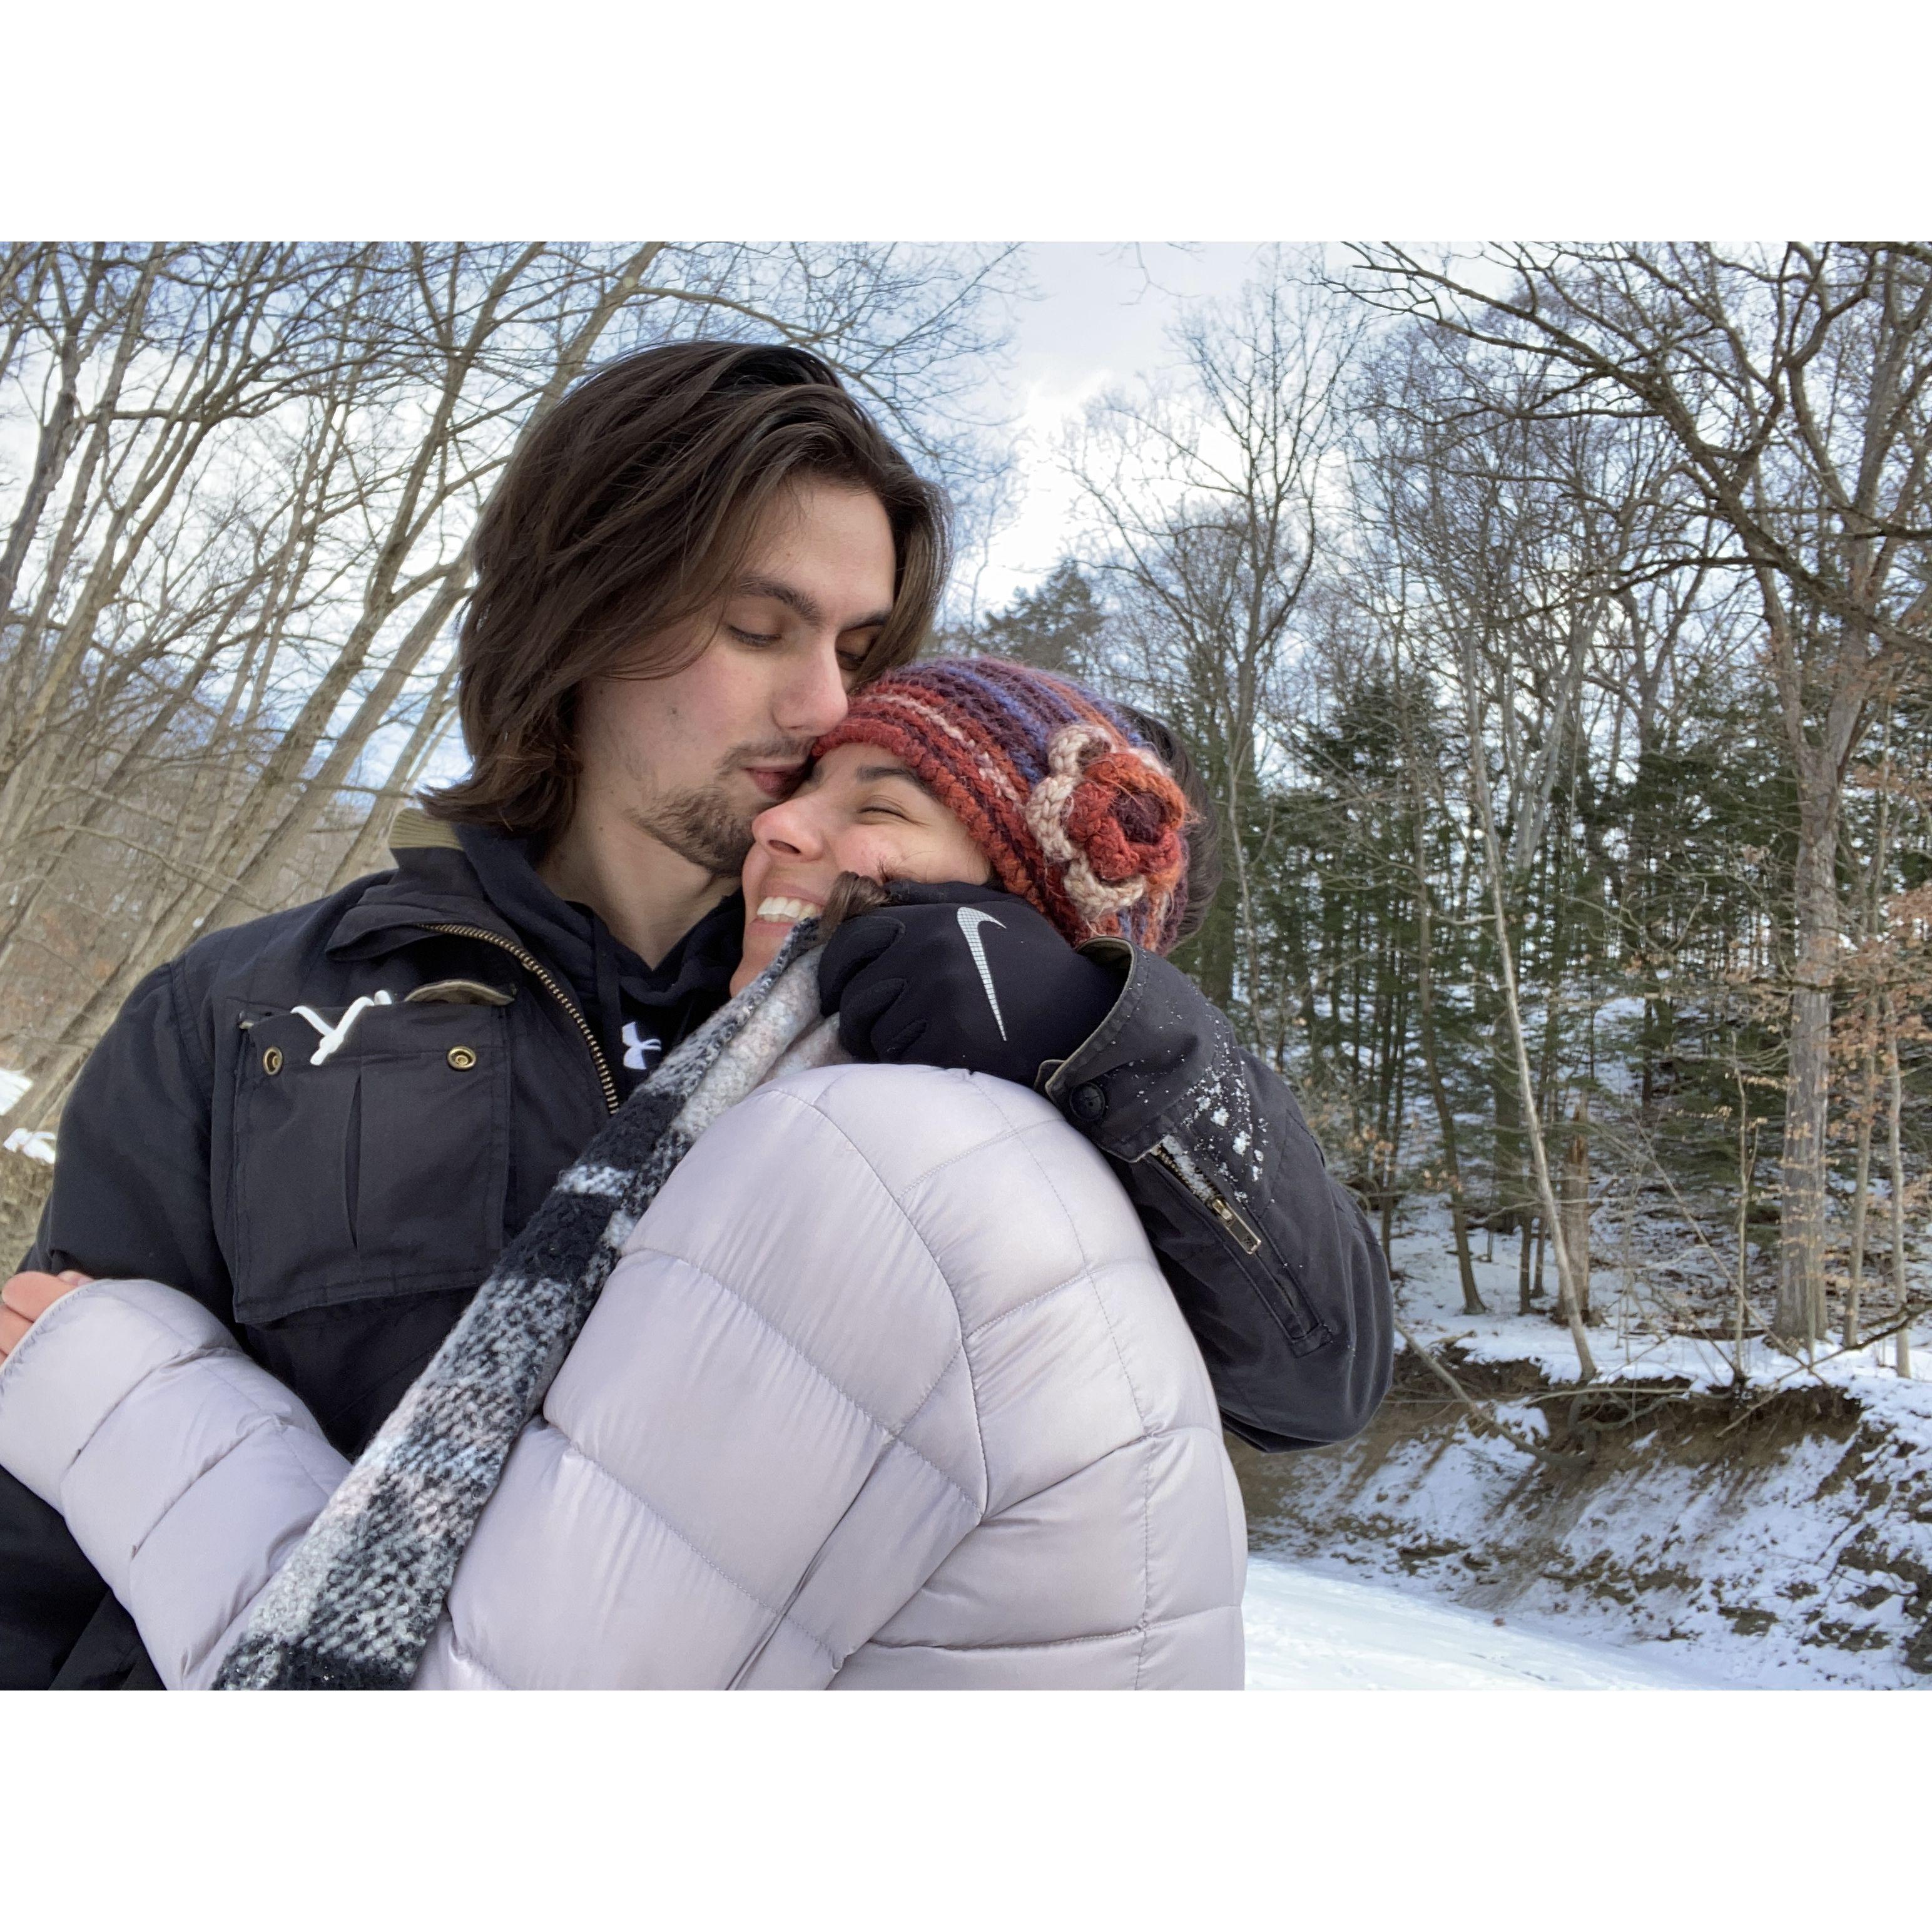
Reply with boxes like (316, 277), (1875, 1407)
(0, 1069), (52, 1161)
(1592, 995), (1649, 1026)
(1240, 1192), (1932, 1687)
(1242, 1557), (1721, 1689)
(1244, 1343), (1932, 1685)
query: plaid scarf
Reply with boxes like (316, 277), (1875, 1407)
(215, 929), (834, 1690)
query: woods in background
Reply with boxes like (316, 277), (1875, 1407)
(5, 240), (1929, 1379)
(950, 243), (1932, 1372)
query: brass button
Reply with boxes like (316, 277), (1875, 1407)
(263, 1046), (283, 1075)
(447, 1045), (477, 1071)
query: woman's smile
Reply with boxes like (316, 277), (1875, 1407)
(749, 892), (825, 932)
(729, 740), (993, 994)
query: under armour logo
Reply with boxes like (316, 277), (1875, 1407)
(955, 907), (1008, 1040)
(622, 1021), (661, 1071)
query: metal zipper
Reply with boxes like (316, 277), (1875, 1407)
(1143, 1140), (1263, 1255)
(424, 922), (619, 1115)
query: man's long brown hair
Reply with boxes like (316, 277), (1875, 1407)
(424, 341), (950, 843)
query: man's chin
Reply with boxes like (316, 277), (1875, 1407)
(633, 787), (758, 877)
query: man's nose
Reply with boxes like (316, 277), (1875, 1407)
(773, 635), (852, 740)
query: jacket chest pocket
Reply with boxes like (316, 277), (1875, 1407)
(230, 1002), (511, 1326)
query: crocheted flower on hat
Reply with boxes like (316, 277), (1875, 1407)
(1025, 723), (1189, 942)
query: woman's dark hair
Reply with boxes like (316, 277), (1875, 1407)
(820, 870), (893, 936)
(425, 341), (950, 842)
(1117, 705), (1223, 945)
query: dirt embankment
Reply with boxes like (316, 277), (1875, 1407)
(1230, 1345), (1932, 1685)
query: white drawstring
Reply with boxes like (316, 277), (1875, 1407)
(292, 990), (393, 1065)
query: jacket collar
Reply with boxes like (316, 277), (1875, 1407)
(325, 819), (516, 962)
(324, 813), (746, 1022)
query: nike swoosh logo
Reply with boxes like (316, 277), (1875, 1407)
(955, 907), (1008, 1040)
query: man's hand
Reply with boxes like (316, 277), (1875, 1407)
(0, 1271), (92, 1363)
(818, 882), (1122, 1091)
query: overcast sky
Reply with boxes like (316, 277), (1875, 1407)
(964, 243), (1266, 613)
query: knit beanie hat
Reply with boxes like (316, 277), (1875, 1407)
(813, 656), (1192, 953)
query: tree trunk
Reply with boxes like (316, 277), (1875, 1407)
(1562, 1094), (1592, 1325)
(1849, 1008), (1877, 1351)
(1773, 789), (1841, 1347)
(1393, 636), (1483, 1317)
(1734, 1048), (1756, 1377)
(1415, 950), (1483, 1314)
(1463, 653), (1597, 1380)
(1886, 997), (1910, 1378)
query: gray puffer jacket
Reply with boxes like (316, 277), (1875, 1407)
(0, 1062), (1247, 1689)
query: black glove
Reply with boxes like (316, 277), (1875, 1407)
(818, 882), (1124, 1090)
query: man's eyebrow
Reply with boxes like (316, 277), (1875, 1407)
(733, 574), (892, 632)
(853, 761), (938, 799)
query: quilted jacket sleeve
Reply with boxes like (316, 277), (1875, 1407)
(419, 1070), (990, 1689)
(420, 1062), (1244, 1690)
(0, 1280), (347, 1689)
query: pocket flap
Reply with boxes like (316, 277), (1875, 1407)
(231, 1004), (510, 1327)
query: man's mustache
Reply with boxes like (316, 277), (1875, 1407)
(722, 740), (817, 776)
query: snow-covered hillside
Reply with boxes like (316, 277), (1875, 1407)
(1234, 1209), (1932, 1690)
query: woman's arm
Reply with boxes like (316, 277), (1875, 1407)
(0, 1278), (347, 1688)
(418, 1071), (989, 1689)
(4, 958), (236, 1689)
(816, 883), (1395, 1452)
(1046, 943), (1395, 1451)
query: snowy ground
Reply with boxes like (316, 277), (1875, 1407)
(1242, 1556), (1722, 1689)
(1234, 1198), (1932, 1688)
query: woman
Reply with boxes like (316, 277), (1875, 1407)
(0, 659), (1247, 1689)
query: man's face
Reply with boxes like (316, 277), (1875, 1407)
(571, 479), (898, 876)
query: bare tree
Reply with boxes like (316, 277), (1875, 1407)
(1346, 243), (1932, 1347)
(0, 241), (1020, 1134)
(1062, 249), (1366, 1011)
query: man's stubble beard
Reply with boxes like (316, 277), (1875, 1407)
(621, 735), (814, 882)
(629, 780), (756, 879)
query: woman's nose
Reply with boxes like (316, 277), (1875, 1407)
(751, 795), (821, 860)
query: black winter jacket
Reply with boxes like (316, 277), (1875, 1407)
(1, 820), (1391, 1687)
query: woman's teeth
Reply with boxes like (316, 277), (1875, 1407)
(755, 896), (822, 924)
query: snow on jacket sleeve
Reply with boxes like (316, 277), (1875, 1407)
(1046, 942), (1395, 1453)
(0, 1280), (347, 1689)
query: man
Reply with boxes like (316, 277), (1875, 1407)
(0, 341), (1391, 1688)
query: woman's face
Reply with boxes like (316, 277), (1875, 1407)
(731, 740), (992, 992)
